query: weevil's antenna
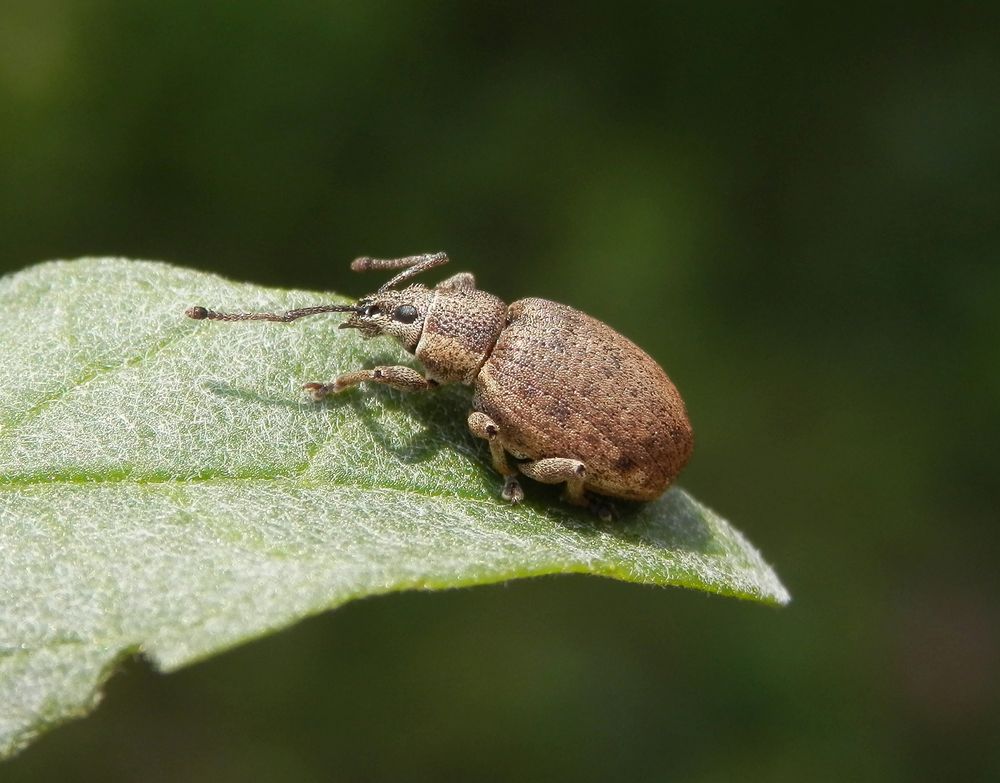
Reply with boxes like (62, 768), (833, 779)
(185, 304), (357, 322)
(351, 252), (450, 292)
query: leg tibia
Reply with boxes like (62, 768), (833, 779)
(467, 411), (523, 503)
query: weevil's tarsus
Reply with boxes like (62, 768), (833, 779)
(586, 496), (618, 523)
(185, 304), (356, 323)
(351, 252), (451, 292)
(502, 475), (525, 504)
(302, 382), (332, 401)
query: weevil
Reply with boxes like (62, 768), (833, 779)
(186, 252), (693, 518)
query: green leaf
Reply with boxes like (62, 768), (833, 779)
(0, 258), (788, 758)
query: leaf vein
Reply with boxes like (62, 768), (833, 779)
(0, 324), (197, 435)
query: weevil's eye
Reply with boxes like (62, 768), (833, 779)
(393, 304), (419, 324)
(361, 304), (380, 318)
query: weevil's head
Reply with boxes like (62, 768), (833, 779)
(339, 285), (436, 353)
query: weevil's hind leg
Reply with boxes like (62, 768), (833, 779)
(437, 272), (476, 291)
(467, 411), (524, 503)
(304, 366), (437, 400)
(516, 457), (615, 521)
(518, 458), (587, 505)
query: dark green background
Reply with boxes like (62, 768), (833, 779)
(3, 2), (998, 781)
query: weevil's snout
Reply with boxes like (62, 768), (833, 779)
(338, 302), (380, 337)
(338, 307), (363, 330)
(333, 298), (389, 337)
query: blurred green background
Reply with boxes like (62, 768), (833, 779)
(3, 1), (998, 781)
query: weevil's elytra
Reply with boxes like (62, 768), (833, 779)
(186, 252), (693, 518)
(476, 298), (691, 502)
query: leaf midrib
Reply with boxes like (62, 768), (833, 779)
(0, 469), (502, 505)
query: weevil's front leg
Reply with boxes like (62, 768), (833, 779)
(467, 411), (524, 503)
(304, 366), (437, 400)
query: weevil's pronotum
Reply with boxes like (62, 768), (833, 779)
(186, 252), (693, 517)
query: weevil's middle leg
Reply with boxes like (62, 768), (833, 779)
(467, 411), (524, 503)
(304, 365), (437, 400)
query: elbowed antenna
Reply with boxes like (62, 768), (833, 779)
(351, 252), (450, 292)
(185, 304), (357, 322)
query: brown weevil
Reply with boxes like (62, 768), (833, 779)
(186, 252), (693, 518)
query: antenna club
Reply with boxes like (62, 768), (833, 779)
(186, 306), (210, 320)
(351, 257), (374, 272)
